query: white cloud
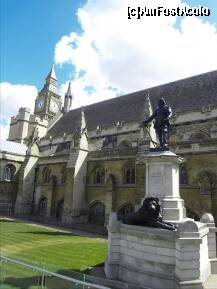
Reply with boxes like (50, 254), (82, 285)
(55, 0), (217, 109)
(0, 123), (10, 141)
(0, 82), (37, 140)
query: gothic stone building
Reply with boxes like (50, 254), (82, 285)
(1, 67), (217, 227)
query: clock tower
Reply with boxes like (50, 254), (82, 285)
(34, 65), (62, 119)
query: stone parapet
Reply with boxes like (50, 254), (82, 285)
(105, 213), (217, 289)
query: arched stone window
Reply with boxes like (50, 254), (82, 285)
(51, 175), (58, 189)
(198, 170), (216, 195)
(3, 164), (16, 181)
(95, 168), (105, 184)
(117, 203), (134, 220)
(118, 140), (132, 150)
(124, 167), (135, 184)
(38, 197), (47, 216)
(42, 167), (51, 183)
(180, 166), (188, 185)
(56, 199), (64, 219)
(88, 201), (105, 224)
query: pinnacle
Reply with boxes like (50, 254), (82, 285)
(46, 64), (57, 81)
(66, 81), (73, 98)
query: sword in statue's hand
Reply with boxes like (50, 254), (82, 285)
(139, 122), (158, 147)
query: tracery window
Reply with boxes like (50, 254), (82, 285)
(42, 167), (51, 183)
(3, 164), (16, 181)
(95, 168), (105, 184)
(180, 166), (188, 185)
(118, 140), (132, 150)
(198, 170), (216, 195)
(124, 167), (135, 184)
(38, 197), (47, 216)
(88, 201), (105, 224)
(51, 175), (58, 188)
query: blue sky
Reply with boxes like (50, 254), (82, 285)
(1, 0), (216, 89)
(1, 0), (86, 88)
(0, 0), (217, 140)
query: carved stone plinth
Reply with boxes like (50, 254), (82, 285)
(137, 151), (186, 222)
(105, 213), (217, 289)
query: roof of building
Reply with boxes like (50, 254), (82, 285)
(0, 140), (27, 156)
(46, 70), (217, 138)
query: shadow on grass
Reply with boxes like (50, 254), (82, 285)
(2, 264), (105, 289)
(0, 219), (16, 223)
(15, 231), (75, 236)
(2, 275), (40, 289)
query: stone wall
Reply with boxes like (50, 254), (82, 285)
(86, 158), (139, 221)
(105, 213), (217, 289)
(0, 181), (17, 205)
(180, 152), (217, 223)
(0, 159), (22, 207)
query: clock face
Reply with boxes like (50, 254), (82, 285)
(36, 99), (44, 111)
(50, 99), (59, 113)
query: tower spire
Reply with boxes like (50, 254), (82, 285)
(66, 81), (72, 97)
(63, 82), (73, 113)
(46, 64), (57, 81)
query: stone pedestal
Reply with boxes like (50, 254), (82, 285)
(105, 150), (217, 288)
(105, 213), (217, 289)
(137, 151), (186, 222)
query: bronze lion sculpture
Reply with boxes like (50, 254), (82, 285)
(122, 197), (177, 231)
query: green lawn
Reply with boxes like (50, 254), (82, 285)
(0, 218), (108, 289)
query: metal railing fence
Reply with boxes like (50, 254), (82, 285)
(0, 255), (110, 289)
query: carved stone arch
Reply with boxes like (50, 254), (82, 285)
(88, 200), (105, 224)
(88, 163), (105, 184)
(51, 175), (58, 188)
(180, 165), (189, 185)
(56, 198), (64, 219)
(3, 163), (16, 181)
(42, 167), (51, 183)
(38, 196), (48, 216)
(118, 140), (132, 150)
(117, 203), (134, 220)
(122, 162), (135, 184)
(198, 170), (217, 195)
(95, 167), (105, 184)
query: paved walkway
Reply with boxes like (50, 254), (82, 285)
(204, 274), (217, 289)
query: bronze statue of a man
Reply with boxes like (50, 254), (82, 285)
(142, 98), (172, 149)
